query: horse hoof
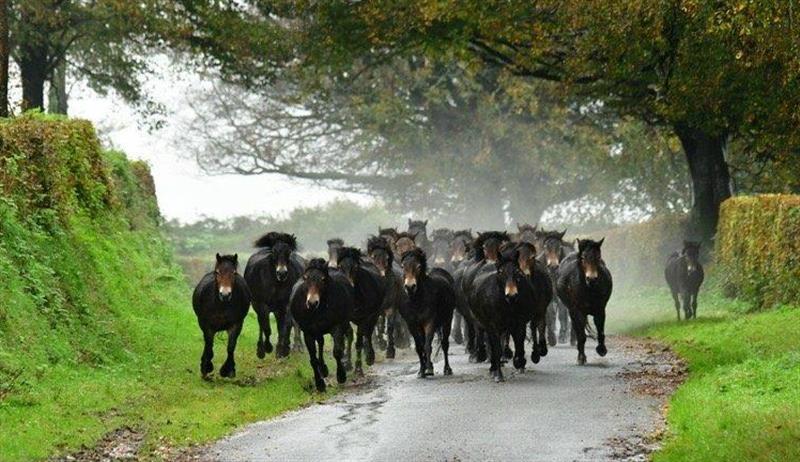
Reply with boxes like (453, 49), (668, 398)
(516, 367), (525, 374)
(337, 369), (347, 384)
(477, 353), (488, 363)
(320, 364), (330, 378)
(443, 366), (453, 376)
(425, 367), (434, 377)
(201, 361), (214, 377)
(366, 351), (376, 366)
(220, 364), (235, 378)
(530, 352), (540, 364)
(385, 346), (395, 359)
(539, 345), (548, 357)
(577, 354), (587, 366)
(596, 344), (607, 357)
(417, 371), (426, 379)
(315, 379), (327, 393)
(256, 342), (266, 359)
(513, 357), (526, 370)
(493, 374), (505, 383)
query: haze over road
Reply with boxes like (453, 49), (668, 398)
(205, 338), (662, 462)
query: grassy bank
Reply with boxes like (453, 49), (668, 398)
(0, 115), (328, 461)
(611, 288), (800, 461)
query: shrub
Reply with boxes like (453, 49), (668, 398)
(716, 195), (800, 309)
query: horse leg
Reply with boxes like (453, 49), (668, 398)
(374, 313), (387, 350)
(452, 310), (464, 345)
(691, 290), (699, 319)
(502, 332), (513, 362)
(476, 328), (488, 363)
(200, 329), (215, 379)
(333, 326), (347, 384)
(546, 302), (557, 346)
(255, 305), (271, 358)
(412, 332), (426, 378)
(293, 320), (304, 352)
(424, 322), (435, 376)
(572, 312), (588, 365)
(512, 324), (527, 372)
(385, 309), (396, 359)
(488, 332), (504, 382)
(343, 324), (354, 371)
(670, 288), (682, 320)
(220, 322), (242, 378)
(537, 313), (549, 358)
(466, 319), (478, 361)
(317, 335), (328, 378)
(354, 325), (364, 376)
(681, 290), (692, 320)
(364, 319), (377, 366)
(557, 299), (570, 344)
(304, 332), (325, 392)
(529, 319), (540, 364)
(441, 315), (453, 376)
(274, 308), (291, 358)
(594, 312), (607, 357)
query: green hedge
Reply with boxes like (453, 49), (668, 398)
(716, 195), (800, 309)
(588, 215), (689, 287)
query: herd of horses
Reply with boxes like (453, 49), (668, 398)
(192, 220), (704, 390)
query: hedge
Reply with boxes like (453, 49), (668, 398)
(716, 195), (800, 309)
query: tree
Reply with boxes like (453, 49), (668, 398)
(0, 0), (8, 117)
(297, 0), (799, 239)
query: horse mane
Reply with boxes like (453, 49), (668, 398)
(517, 223), (537, 233)
(337, 246), (362, 263)
(254, 232), (298, 251)
(379, 227), (399, 239)
(431, 228), (454, 241)
(326, 237), (344, 246)
(216, 254), (239, 269)
(474, 231), (510, 261)
(396, 231), (418, 241)
(367, 235), (390, 253)
(453, 229), (473, 241)
(401, 247), (428, 275)
(306, 257), (329, 275)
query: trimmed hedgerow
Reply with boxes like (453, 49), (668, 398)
(716, 195), (800, 309)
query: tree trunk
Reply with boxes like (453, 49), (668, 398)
(19, 43), (48, 112)
(0, 0), (8, 117)
(48, 59), (68, 114)
(675, 125), (732, 242)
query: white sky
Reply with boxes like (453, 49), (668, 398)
(64, 59), (372, 223)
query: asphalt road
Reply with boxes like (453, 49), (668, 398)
(204, 337), (661, 462)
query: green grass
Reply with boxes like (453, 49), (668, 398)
(612, 287), (800, 462)
(0, 206), (332, 461)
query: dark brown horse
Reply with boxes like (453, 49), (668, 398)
(515, 223), (538, 246)
(336, 247), (386, 375)
(400, 248), (455, 378)
(665, 241), (704, 320)
(512, 242), (553, 363)
(289, 258), (353, 392)
(366, 235), (409, 359)
(448, 229), (473, 345)
(326, 238), (344, 267)
(557, 238), (612, 365)
(536, 229), (573, 345)
(407, 219), (432, 254)
(244, 232), (305, 358)
(192, 254), (251, 379)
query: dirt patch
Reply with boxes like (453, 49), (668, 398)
(605, 336), (688, 460)
(51, 427), (144, 461)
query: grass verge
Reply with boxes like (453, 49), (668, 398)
(611, 287), (800, 462)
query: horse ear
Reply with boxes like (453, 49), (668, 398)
(423, 220), (428, 226)
(597, 237), (605, 247)
(233, 253), (238, 264)
(216, 253), (221, 262)
(576, 239), (584, 252)
(559, 229), (567, 240)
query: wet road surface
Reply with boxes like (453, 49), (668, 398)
(205, 337), (661, 462)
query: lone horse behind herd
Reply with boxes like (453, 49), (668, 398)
(192, 221), (704, 388)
